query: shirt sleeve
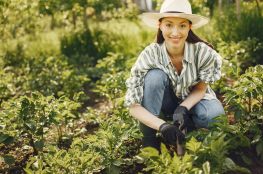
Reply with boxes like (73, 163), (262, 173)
(197, 44), (223, 84)
(124, 45), (157, 107)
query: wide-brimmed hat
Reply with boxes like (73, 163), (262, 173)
(140, 0), (209, 29)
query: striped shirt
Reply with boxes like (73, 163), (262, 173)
(125, 41), (222, 107)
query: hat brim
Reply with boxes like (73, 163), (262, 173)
(140, 13), (209, 29)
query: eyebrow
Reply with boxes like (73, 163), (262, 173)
(163, 19), (188, 24)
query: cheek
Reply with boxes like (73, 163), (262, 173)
(183, 30), (190, 38)
(159, 25), (165, 33)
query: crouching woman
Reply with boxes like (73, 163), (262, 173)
(125, 0), (225, 150)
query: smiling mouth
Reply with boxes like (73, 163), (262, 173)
(170, 37), (181, 42)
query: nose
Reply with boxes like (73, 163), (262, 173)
(170, 27), (180, 36)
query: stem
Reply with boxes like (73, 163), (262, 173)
(28, 133), (38, 155)
(57, 126), (62, 142)
(248, 94), (252, 113)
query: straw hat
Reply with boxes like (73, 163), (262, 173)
(140, 0), (209, 29)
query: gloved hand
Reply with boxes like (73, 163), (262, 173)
(173, 105), (191, 130)
(159, 122), (185, 145)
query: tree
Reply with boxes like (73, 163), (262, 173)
(206, 0), (216, 17)
(255, 0), (262, 16)
(218, 0), (223, 15)
(39, 0), (60, 29)
(236, 0), (241, 20)
(0, 0), (41, 40)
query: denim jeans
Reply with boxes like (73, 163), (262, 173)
(140, 69), (225, 147)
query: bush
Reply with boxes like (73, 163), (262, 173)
(212, 5), (263, 43)
(218, 38), (263, 77)
(1, 47), (89, 100)
(224, 65), (263, 160)
(0, 92), (81, 155)
(224, 65), (263, 120)
(60, 29), (99, 66)
(26, 56), (89, 99)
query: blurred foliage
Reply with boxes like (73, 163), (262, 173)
(0, 0), (45, 40)
(1, 45), (89, 100)
(214, 9), (263, 43)
(61, 29), (98, 66)
(218, 38), (263, 76)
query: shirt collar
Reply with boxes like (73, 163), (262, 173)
(161, 41), (194, 66)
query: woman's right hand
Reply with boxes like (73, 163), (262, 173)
(159, 122), (185, 145)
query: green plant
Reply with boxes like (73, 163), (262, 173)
(95, 70), (127, 104)
(24, 144), (104, 173)
(0, 93), (54, 155)
(86, 107), (140, 173)
(0, 68), (16, 103)
(60, 29), (99, 66)
(224, 65), (263, 120)
(224, 65), (263, 160)
(0, 92), (82, 155)
(218, 39), (263, 76)
(139, 143), (204, 174)
(23, 102), (140, 174)
(139, 134), (251, 174)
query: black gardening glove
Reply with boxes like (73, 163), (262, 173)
(173, 106), (191, 131)
(159, 122), (185, 145)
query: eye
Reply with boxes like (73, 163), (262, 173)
(165, 23), (172, 28)
(180, 24), (187, 28)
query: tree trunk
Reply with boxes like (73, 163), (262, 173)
(145, 0), (152, 11)
(51, 14), (55, 30)
(207, 0), (215, 17)
(236, 0), (241, 20)
(83, 7), (88, 29)
(218, 0), (223, 15)
(255, 0), (262, 16)
(72, 10), (77, 29)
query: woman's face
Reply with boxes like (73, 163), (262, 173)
(159, 17), (191, 51)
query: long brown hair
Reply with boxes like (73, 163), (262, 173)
(156, 20), (214, 49)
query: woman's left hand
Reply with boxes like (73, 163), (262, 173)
(172, 105), (191, 130)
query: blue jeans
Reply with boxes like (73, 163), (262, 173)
(140, 69), (225, 147)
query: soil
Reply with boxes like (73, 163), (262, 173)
(229, 145), (263, 174)
(0, 139), (33, 174)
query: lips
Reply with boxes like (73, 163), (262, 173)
(170, 37), (181, 43)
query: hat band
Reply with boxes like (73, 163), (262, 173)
(159, 11), (193, 24)
(162, 11), (183, 13)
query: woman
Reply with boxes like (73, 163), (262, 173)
(125, 0), (225, 150)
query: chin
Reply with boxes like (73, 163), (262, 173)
(169, 39), (185, 48)
(170, 42), (183, 49)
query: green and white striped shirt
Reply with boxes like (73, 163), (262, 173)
(125, 41), (222, 107)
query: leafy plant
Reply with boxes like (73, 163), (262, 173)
(60, 29), (99, 66)
(223, 65), (263, 161)
(0, 92), (82, 155)
(224, 65), (263, 120)
(24, 144), (104, 173)
(139, 134), (251, 174)
(139, 143), (204, 174)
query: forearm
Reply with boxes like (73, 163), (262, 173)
(180, 82), (207, 110)
(129, 104), (165, 130)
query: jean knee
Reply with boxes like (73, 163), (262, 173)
(192, 104), (209, 128)
(144, 69), (169, 88)
(192, 99), (225, 128)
